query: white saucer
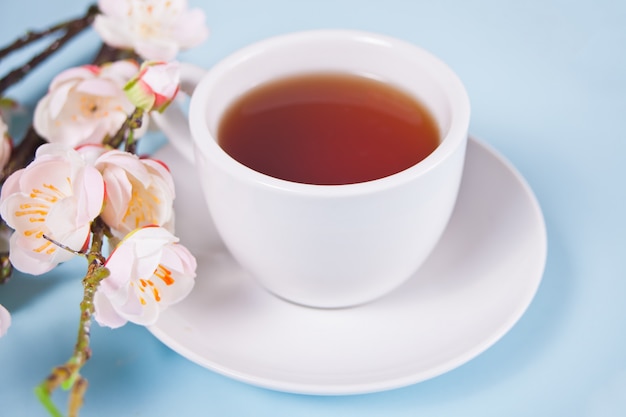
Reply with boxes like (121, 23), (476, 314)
(148, 137), (547, 395)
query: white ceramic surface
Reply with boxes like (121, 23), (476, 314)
(148, 137), (547, 395)
(154, 30), (470, 308)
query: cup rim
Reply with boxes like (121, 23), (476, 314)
(189, 29), (470, 197)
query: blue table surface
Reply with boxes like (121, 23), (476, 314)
(1, 1), (625, 416)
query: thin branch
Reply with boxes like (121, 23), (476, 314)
(42, 234), (87, 256)
(35, 218), (110, 417)
(0, 20), (77, 60)
(0, 126), (45, 184)
(104, 107), (145, 150)
(0, 4), (100, 94)
(91, 43), (139, 66)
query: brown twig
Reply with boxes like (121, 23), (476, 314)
(0, 20), (78, 60)
(91, 43), (139, 66)
(0, 126), (45, 184)
(0, 4), (100, 95)
(104, 107), (145, 150)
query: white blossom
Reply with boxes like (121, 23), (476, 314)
(0, 144), (105, 275)
(33, 61), (146, 147)
(94, 226), (196, 328)
(93, 0), (209, 61)
(81, 147), (175, 238)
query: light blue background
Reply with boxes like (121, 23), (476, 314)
(1, 0), (625, 416)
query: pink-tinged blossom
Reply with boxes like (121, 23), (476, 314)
(33, 60), (147, 147)
(124, 61), (180, 112)
(0, 115), (12, 171)
(93, 0), (209, 61)
(0, 303), (10, 337)
(0, 144), (105, 275)
(94, 226), (196, 328)
(82, 147), (175, 238)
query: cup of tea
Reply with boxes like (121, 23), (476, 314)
(154, 30), (470, 308)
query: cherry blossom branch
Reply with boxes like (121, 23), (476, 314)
(0, 49), (135, 186)
(92, 43), (139, 66)
(34, 217), (109, 417)
(0, 4), (100, 94)
(0, 5), (201, 416)
(0, 7), (93, 60)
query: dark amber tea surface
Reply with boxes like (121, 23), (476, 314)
(218, 73), (439, 185)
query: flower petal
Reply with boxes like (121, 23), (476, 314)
(75, 78), (121, 97)
(0, 168), (24, 205)
(95, 226), (196, 328)
(0, 145), (103, 275)
(94, 291), (128, 329)
(0, 303), (11, 337)
(97, 0), (127, 17)
(8, 233), (58, 275)
(97, 151), (174, 236)
(68, 165), (105, 227)
(173, 9), (210, 48)
(134, 39), (180, 63)
(47, 81), (75, 120)
(93, 15), (133, 49)
(102, 60), (140, 81)
(49, 67), (97, 91)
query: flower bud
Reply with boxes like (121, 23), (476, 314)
(124, 61), (181, 113)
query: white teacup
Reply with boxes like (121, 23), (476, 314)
(155, 30), (470, 308)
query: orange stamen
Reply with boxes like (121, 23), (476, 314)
(155, 265), (174, 286)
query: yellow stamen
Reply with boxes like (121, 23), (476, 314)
(19, 203), (49, 209)
(43, 183), (63, 195)
(15, 209), (48, 217)
(30, 188), (59, 203)
(33, 240), (52, 253)
(23, 229), (45, 238)
(122, 189), (160, 229)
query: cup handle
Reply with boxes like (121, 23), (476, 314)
(151, 62), (207, 162)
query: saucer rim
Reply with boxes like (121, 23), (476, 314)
(148, 136), (547, 395)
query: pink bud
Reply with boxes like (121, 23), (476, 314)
(124, 61), (181, 113)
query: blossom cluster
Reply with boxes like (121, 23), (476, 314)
(94, 0), (209, 61)
(0, 0), (209, 333)
(1, 66), (196, 328)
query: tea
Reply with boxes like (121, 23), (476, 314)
(218, 72), (439, 185)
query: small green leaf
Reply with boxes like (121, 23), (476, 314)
(34, 385), (65, 417)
